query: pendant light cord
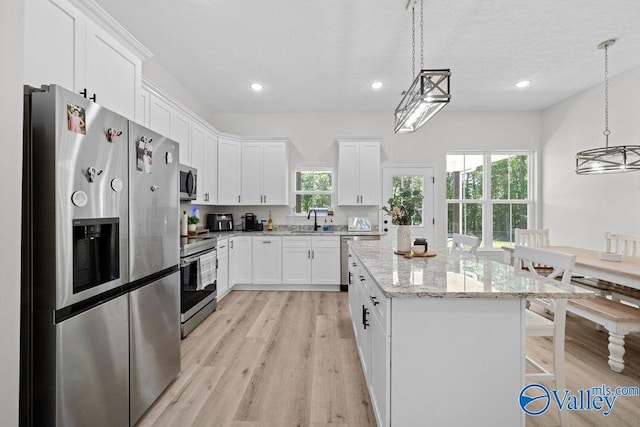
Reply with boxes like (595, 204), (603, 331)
(410, 0), (425, 77)
(420, 0), (424, 70)
(603, 44), (610, 147)
(411, 1), (415, 78)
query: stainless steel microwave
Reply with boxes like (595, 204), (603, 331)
(179, 164), (197, 201)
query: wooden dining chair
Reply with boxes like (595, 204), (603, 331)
(514, 228), (550, 247)
(604, 232), (640, 307)
(450, 233), (480, 255)
(605, 232), (640, 257)
(514, 245), (576, 427)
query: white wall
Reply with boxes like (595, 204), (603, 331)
(541, 66), (640, 250)
(0, 0), (24, 424)
(209, 111), (542, 247)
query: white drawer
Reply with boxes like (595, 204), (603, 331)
(311, 235), (340, 248)
(282, 236), (311, 247)
(364, 273), (389, 336)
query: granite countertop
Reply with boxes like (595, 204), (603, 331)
(197, 229), (385, 239)
(349, 239), (595, 299)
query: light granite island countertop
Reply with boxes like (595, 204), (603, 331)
(349, 239), (593, 299)
(346, 238), (593, 427)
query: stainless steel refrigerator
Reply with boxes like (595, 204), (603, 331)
(127, 121), (181, 425)
(21, 85), (180, 426)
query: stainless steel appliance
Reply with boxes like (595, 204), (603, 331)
(180, 235), (217, 337)
(340, 233), (380, 292)
(21, 85), (130, 426)
(207, 213), (234, 231)
(179, 163), (197, 200)
(21, 85), (180, 426)
(128, 122), (181, 425)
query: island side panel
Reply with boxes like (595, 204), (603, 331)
(391, 297), (525, 426)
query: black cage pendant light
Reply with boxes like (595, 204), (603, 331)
(575, 39), (640, 174)
(394, 0), (451, 134)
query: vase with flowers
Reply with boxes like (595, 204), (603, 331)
(382, 187), (422, 253)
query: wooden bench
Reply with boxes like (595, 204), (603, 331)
(567, 296), (640, 373)
(572, 276), (640, 305)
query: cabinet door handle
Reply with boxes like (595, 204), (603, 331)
(360, 276), (365, 282)
(80, 88), (87, 98)
(238, 195), (241, 203)
(90, 93), (97, 102)
(362, 305), (369, 329)
(370, 296), (380, 306)
(262, 240), (272, 244)
(219, 245), (226, 249)
(264, 194), (267, 204)
(311, 250), (315, 259)
(348, 271), (352, 285)
(230, 241), (234, 249)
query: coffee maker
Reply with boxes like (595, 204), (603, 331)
(242, 213), (257, 231)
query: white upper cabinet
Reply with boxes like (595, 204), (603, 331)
(148, 93), (172, 137)
(218, 136), (242, 205)
(190, 127), (217, 205)
(24, 0), (144, 120)
(241, 140), (288, 205)
(201, 132), (218, 205)
(337, 140), (380, 206)
(171, 111), (191, 166)
(190, 125), (206, 204)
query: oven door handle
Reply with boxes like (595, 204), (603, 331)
(180, 251), (215, 265)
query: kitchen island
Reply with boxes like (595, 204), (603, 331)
(347, 239), (592, 427)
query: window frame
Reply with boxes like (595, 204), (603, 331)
(290, 167), (335, 216)
(446, 150), (537, 250)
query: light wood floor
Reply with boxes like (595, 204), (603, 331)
(137, 290), (376, 426)
(137, 291), (640, 427)
(527, 308), (640, 427)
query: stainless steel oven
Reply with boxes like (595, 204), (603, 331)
(180, 235), (217, 337)
(179, 164), (197, 201)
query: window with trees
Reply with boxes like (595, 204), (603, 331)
(293, 169), (333, 214)
(446, 152), (533, 249)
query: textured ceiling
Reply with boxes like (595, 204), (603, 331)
(93, 0), (640, 114)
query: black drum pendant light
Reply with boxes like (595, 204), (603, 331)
(575, 39), (640, 174)
(394, 0), (451, 134)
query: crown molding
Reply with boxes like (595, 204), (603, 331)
(69, 0), (153, 60)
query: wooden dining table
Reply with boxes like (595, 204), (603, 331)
(502, 245), (640, 291)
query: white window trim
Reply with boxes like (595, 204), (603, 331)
(290, 167), (336, 217)
(446, 150), (537, 250)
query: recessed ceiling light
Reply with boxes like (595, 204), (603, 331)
(515, 80), (531, 88)
(250, 83), (263, 91)
(370, 81), (383, 90)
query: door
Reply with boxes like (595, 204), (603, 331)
(129, 123), (180, 281)
(218, 137), (241, 205)
(230, 236), (252, 285)
(85, 22), (140, 119)
(358, 142), (381, 205)
(191, 125), (206, 204)
(241, 142), (263, 204)
(337, 142), (359, 205)
(217, 239), (229, 297)
(312, 247), (341, 285)
(252, 237), (282, 284)
(129, 271), (180, 425)
(262, 143), (288, 204)
(55, 294), (129, 427)
(381, 167), (435, 244)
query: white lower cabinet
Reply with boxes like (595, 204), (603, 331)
(217, 237), (229, 299)
(348, 248), (390, 427)
(282, 236), (340, 285)
(252, 236), (282, 285)
(230, 235), (252, 286)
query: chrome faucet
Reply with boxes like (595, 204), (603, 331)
(307, 209), (320, 232)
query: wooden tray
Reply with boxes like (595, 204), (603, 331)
(187, 228), (209, 236)
(394, 250), (436, 258)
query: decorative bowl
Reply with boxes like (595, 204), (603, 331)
(411, 245), (426, 255)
